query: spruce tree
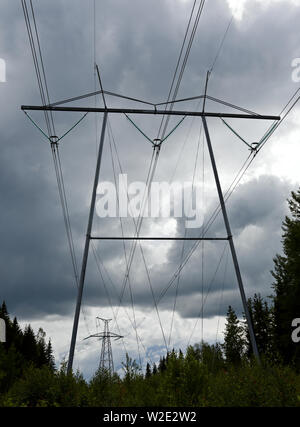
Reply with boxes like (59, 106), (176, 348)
(36, 328), (49, 367)
(152, 363), (157, 375)
(11, 317), (23, 353)
(46, 339), (56, 371)
(21, 325), (39, 366)
(145, 362), (152, 378)
(244, 293), (274, 361)
(158, 356), (167, 373)
(222, 305), (245, 365)
(271, 188), (300, 367)
(0, 302), (56, 393)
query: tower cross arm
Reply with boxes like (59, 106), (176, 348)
(21, 104), (280, 121)
(84, 332), (123, 340)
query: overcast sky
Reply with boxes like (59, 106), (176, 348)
(0, 0), (299, 378)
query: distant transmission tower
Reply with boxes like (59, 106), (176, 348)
(84, 317), (123, 374)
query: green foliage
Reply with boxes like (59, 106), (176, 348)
(145, 362), (151, 379)
(244, 293), (275, 361)
(192, 342), (225, 373)
(4, 364), (58, 407)
(1, 362), (89, 407)
(119, 354), (145, 406)
(271, 188), (300, 367)
(1, 338), (300, 406)
(122, 353), (142, 382)
(88, 367), (121, 406)
(55, 362), (88, 407)
(222, 305), (245, 365)
(0, 302), (55, 394)
(206, 361), (299, 407)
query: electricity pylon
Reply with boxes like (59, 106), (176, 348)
(84, 317), (123, 374)
(22, 84), (281, 374)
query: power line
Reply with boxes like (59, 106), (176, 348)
(22, 0), (91, 338)
(209, 15), (234, 74)
(187, 241), (229, 347)
(107, 125), (142, 366)
(168, 120), (203, 347)
(29, 0), (55, 136)
(158, 0), (206, 140)
(91, 240), (153, 365)
(156, 0), (197, 139)
(106, 119), (168, 354)
(257, 88), (300, 152)
(21, 0), (52, 136)
(91, 241), (128, 356)
(157, 151), (254, 304)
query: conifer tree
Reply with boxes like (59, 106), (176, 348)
(145, 362), (152, 379)
(46, 339), (56, 371)
(244, 293), (274, 360)
(158, 356), (167, 373)
(22, 324), (39, 365)
(271, 189), (300, 367)
(152, 363), (157, 375)
(222, 305), (245, 365)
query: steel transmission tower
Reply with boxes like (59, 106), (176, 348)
(22, 75), (281, 374)
(84, 317), (123, 374)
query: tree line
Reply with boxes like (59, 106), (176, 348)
(0, 301), (55, 394)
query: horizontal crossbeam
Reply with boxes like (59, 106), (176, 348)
(21, 105), (280, 120)
(83, 333), (123, 340)
(90, 236), (228, 241)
